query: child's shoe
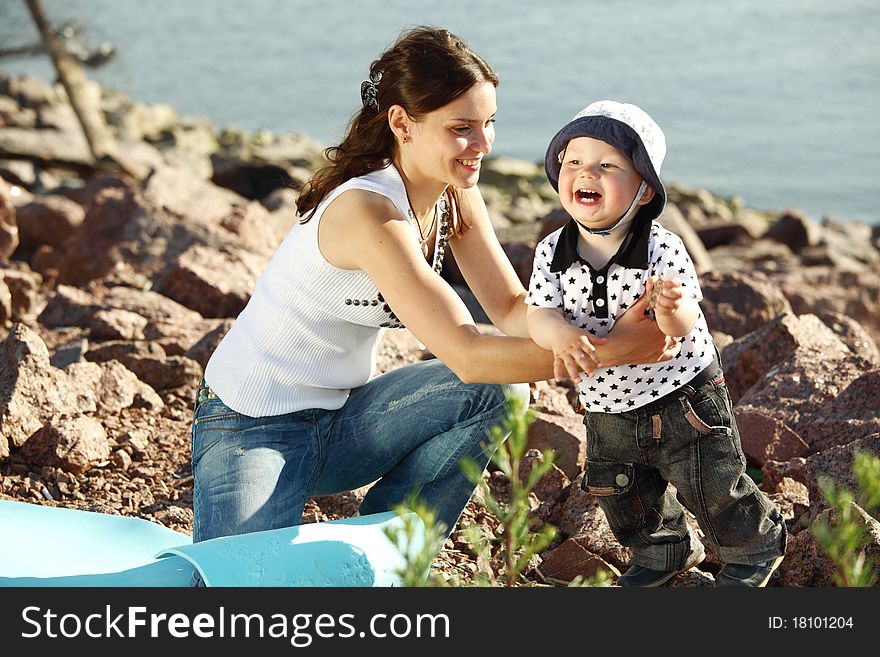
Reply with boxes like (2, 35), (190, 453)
(715, 554), (784, 587)
(617, 542), (705, 587)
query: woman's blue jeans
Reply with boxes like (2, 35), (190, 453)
(190, 358), (529, 544)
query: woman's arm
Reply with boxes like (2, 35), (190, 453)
(321, 189), (675, 384)
(321, 189), (554, 384)
(444, 186), (532, 337)
(448, 186), (677, 369)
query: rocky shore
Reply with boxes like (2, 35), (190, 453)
(1, 71), (879, 586)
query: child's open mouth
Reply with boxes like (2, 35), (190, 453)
(575, 189), (602, 205)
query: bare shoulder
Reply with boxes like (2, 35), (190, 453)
(318, 188), (408, 269)
(323, 187), (403, 224)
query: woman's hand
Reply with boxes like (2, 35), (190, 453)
(596, 293), (679, 366)
(550, 324), (602, 382)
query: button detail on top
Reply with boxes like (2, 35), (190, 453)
(595, 298), (606, 307)
(615, 473), (630, 487)
(596, 275), (605, 283)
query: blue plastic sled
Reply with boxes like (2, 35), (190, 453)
(0, 500), (423, 587)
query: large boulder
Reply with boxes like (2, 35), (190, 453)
(734, 408), (809, 467)
(155, 244), (266, 318)
(722, 313), (852, 404)
(14, 194), (85, 249)
(526, 410), (585, 479)
(802, 434), (880, 517)
(799, 371), (880, 453)
(0, 324), (97, 459)
(53, 180), (144, 285)
(700, 271), (791, 339)
(765, 209), (823, 253)
(18, 414), (109, 474)
(657, 204), (713, 273)
(736, 350), (869, 445)
(1, 264), (43, 323)
(773, 267), (880, 346)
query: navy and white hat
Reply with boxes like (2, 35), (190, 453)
(544, 100), (667, 223)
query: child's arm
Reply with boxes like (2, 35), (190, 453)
(527, 306), (601, 381)
(646, 276), (700, 337)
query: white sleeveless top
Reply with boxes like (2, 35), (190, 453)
(204, 163), (450, 417)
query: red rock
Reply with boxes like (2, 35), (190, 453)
(143, 163), (246, 227)
(520, 449), (569, 504)
(1, 324), (98, 456)
(814, 311), (880, 366)
(737, 350), (868, 440)
(776, 523), (836, 587)
(55, 182), (141, 285)
(722, 313), (849, 403)
(799, 370), (880, 453)
(15, 194), (85, 249)
(765, 209), (823, 253)
(526, 410), (586, 479)
(761, 457), (808, 492)
(0, 278), (11, 325)
(1, 265), (42, 322)
(774, 267), (880, 348)
(155, 244), (267, 318)
(185, 319), (234, 369)
(546, 488), (632, 570)
(734, 408), (809, 466)
(803, 434), (880, 516)
(122, 353), (202, 392)
(89, 308), (148, 340)
(777, 504), (880, 586)
(700, 270), (791, 339)
(19, 414), (109, 474)
(537, 536), (620, 584)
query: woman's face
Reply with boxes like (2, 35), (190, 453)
(404, 82), (497, 189)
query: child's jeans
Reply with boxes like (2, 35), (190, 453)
(581, 366), (786, 572)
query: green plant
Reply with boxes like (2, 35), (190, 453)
(458, 394), (558, 586)
(566, 570), (614, 588)
(383, 494), (450, 587)
(387, 393), (611, 587)
(811, 451), (880, 587)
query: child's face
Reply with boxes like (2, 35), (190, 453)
(557, 136), (652, 233)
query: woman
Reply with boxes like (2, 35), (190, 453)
(191, 26), (674, 551)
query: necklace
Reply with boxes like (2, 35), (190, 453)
(408, 204), (438, 258)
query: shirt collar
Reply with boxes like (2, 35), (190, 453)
(548, 214), (652, 273)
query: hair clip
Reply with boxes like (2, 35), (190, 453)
(360, 70), (383, 111)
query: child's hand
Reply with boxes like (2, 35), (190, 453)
(646, 275), (685, 317)
(550, 325), (602, 382)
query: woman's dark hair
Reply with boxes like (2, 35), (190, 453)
(296, 26), (499, 236)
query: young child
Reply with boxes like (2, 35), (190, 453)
(526, 101), (786, 587)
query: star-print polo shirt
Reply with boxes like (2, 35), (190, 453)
(526, 218), (715, 413)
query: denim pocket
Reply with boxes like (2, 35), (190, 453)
(682, 385), (728, 435)
(581, 460), (635, 496)
(195, 409), (242, 428)
(194, 396), (242, 426)
(191, 399), (246, 466)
